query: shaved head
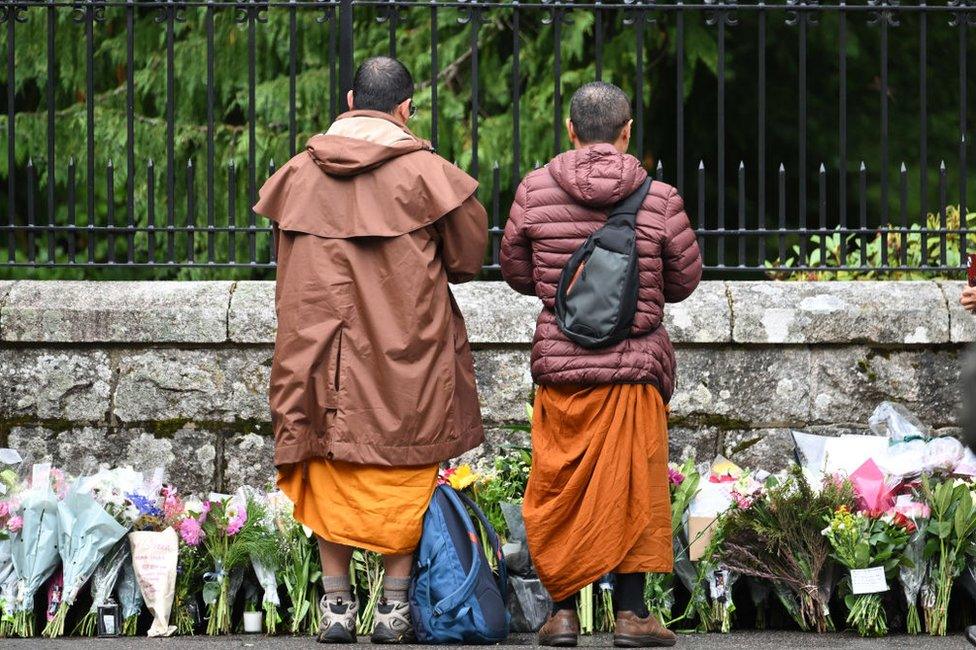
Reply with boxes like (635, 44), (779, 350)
(352, 56), (415, 114)
(569, 82), (632, 145)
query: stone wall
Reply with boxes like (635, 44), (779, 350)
(0, 280), (971, 492)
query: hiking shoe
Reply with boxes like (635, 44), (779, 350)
(538, 609), (579, 647)
(371, 598), (414, 644)
(613, 611), (676, 648)
(317, 595), (358, 644)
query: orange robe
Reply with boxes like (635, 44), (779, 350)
(523, 384), (673, 602)
(278, 459), (439, 556)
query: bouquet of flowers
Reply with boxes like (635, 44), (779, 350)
(645, 460), (700, 623)
(74, 539), (129, 636)
(117, 553), (144, 635)
(276, 502), (322, 635)
(8, 463), (64, 637)
(920, 477), (976, 636)
(250, 488), (289, 636)
(166, 491), (206, 635)
(891, 495), (930, 634)
(42, 488), (128, 637)
(200, 495), (277, 635)
(353, 550), (384, 635)
(719, 467), (855, 633)
(821, 505), (911, 636)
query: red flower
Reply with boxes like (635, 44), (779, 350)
(892, 511), (917, 534)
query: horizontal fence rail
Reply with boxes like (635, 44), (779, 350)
(1, 0), (974, 278)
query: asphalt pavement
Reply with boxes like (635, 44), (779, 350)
(2, 633), (971, 649)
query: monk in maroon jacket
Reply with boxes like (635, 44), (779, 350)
(501, 82), (702, 648)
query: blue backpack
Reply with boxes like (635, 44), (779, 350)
(410, 485), (510, 644)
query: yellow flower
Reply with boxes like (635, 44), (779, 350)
(448, 465), (479, 491)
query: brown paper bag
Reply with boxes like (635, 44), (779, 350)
(129, 528), (178, 637)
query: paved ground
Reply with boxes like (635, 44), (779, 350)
(3, 633), (971, 649)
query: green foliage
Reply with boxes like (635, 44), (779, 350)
(769, 205), (976, 280)
(719, 467), (856, 633)
(473, 446), (532, 537)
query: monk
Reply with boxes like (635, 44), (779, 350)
(254, 56), (488, 644)
(500, 81), (702, 647)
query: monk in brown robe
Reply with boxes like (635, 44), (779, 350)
(254, 57), (488, 644)
(501, 82), (702, 647)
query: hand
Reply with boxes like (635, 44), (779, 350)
(962, 286), (976, 314)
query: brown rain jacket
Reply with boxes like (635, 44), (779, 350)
(254, 110), (488, 468)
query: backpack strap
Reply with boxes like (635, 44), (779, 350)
(456, 491), (509, 604)
(606, 177), (652, 229)
(431, 486), (486, 617)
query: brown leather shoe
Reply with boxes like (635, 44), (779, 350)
(613, 611), (677, 647)
(537, 609), (580, 647)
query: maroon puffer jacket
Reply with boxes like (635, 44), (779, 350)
(500, 144), (702, 402)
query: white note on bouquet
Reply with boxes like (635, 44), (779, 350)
(850, 566), (888, 595)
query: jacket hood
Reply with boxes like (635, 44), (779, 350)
(306, 110), (430, 177)
(547, 144), (648, 208)
(253, 110), (479, 240)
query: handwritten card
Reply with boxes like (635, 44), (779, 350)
(851, 566), (888, 595)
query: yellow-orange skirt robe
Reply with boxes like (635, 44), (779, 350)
(523, 383), (673, 602)
(278, 459), (440, 556)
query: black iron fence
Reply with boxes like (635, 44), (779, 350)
(1, 1), (974, 278)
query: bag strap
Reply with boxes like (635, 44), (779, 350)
(456, 491), (509, 604)
(607, 177), (652, 229)
(431, 486), (485, 617)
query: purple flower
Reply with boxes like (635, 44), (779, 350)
(127, 493), (163, 519)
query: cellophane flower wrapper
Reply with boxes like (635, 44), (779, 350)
(252, 557), (281, 634)
(129, 528), (179, 637)
(707, 566), (738, 633)
(9, 463), (62, 637)
(75, 538), (128, 636)
(116, 553), (144, 635)
(892, 496), (930, 635)
(0, 539), (15, 634)
(43, 489), (128, 637)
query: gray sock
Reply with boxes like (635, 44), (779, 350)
(383, 576), (410, 603)
(322, 575), (353, 602)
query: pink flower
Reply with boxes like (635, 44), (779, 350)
(668, 467), (685, 486)
(178, 518), (204, 546)
(225, 508), (247, 536)
(0, 501), (9, 518)
(7, 515), (23, 533)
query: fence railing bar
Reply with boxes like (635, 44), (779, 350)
(147, 159), (155, 263)
(26, 159), (35, 263)
(107, 160), (115, 263)
(936, 160), (948, 264)
(838, 8), (847, 232)
(187, 159), (196, 263)
(859, 161), (867, 266)
(716, 10), (725, 254)
(798, 8), (807, 248)
(919, 5), (927, 225)
(86, 3), (96, 265)
(737, 161), (745, 267)
(511, 5), (520, 183)
(126, 0), (135, 263)
(552, 5), (563, 158)
(756, 6), (764, 262)
(47, 1), (57, 265)
(675, 7), (684, 192)
(818, 163), (826, 268)
(634, 6), (644, 162)
(698, 160), (706, 263)
(67, 158), (76, 263)
(430, 3), (439, 150)
(228, 161), (237, 264)
(289, 0), (298, 156)
(594, 0), (603, 81)
(248, 0), (258, 265)
(469, 6), (480, 179)
(329, 5), (338, 122)
(778, 163), (785, 264)
(17, 1), (976, 10)
(206, 1), (216, 264)
(6, 8), (14, 264)
(880, 3), (889, 227)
